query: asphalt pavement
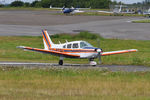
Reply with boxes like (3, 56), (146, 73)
(0, 10), (149, 40)
(0, 62), (149, 72)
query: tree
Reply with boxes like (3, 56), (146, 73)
(10, 1), (24, 7)
(24, 2), (30, 7)
(40, 0), (112, 9)
(31, 1), (41, 7)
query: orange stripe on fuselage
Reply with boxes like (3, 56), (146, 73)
(50, 48), (96, 53)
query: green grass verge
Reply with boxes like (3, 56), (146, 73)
(132, 19), (150, 23)
(55, 12), (144, 17)
(75, 12), (143, 17)
(0, 67), (150, 100)
(0, 32), (150, 66)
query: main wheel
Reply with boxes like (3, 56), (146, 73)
(59, 60), (63, 65)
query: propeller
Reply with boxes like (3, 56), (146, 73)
(97, 39), (102, 64)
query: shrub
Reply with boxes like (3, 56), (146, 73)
(24, 2), (30, 7)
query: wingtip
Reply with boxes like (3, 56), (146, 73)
(16, 46), (25, 49)
(131, 49), (138, 52)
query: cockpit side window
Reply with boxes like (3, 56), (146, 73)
(73, 43), (79, 48)
(67, 44), (72, 48)
(63, 45), (66, 48)
(80, 42), (87, 48)
(80, 41), (93, 48)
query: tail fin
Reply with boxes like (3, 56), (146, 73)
(42, 30), (54, 50)
(119, 5), (122, 12)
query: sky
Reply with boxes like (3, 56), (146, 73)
(0, 0), (145, 4)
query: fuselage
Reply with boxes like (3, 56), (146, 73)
(49, 40), (99, 59)
(63, 8), (74, 14)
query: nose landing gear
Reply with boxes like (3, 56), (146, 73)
(89, 58), (97, 66)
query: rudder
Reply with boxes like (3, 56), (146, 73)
(42, 30), (54, 50)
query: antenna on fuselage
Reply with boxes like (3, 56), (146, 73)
(65, 40), (68, 43)
(59, 41), (61, 44)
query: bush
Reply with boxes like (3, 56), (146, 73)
(35, 2), (42, 8)
(10, 1), (24, 7)
(76, 31), (101, 39)
(51, 32), (103, 40)
(24, 2), (30, 7)
(0, 4), (4, 7)
(31, 1), (41, 7)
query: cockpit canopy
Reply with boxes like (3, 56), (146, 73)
(63, 41), (93, 49)
(80, 41), (93, 48)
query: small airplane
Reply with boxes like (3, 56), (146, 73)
(98, 5), (135, 14)
(17, 30), (138, 66)
(50, 5), (85, 14)
(143, 8), (150, 17)
(62, 6), (85, 14)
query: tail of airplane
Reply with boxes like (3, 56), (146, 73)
(62, 6), (65, 10)
(42, 30), (54, 50)
(119, 5), (122, 12)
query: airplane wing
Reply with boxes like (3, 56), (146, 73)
(76, 7), (91, 10)
(49, 6), (64, 9)
(101, 49), (138, 56)
(98, 11), (113, 14)
(17, 46), (80, 58)
(73, 9), (84, 13)
(50, 7), (63, 10)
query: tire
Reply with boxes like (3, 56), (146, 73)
(59, 60), (63, 65)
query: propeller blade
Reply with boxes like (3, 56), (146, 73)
(97, 49), (101, 64)
(97, 38), (101, 64)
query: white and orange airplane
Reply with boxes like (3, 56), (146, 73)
(17, 30), (138, 66)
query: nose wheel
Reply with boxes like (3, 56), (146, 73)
(59, 60), (63, 65)
(89, 58), (97, 66)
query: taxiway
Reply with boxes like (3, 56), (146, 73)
(0, 62), (149, 72)
(0, 10), (149, 40)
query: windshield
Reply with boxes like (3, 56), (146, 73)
(80, 41), (93, 48)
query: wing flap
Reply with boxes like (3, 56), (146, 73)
(17, 46), (80, 58)
(101, 49), (138, 56)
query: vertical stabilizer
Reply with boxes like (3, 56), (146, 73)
(42, 30), (54, 50)
(119, 5), (122, 12)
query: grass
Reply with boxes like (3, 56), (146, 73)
(55, 11), (144, 17)
(0, 32), (150, 66)
(0, 67), (150, 100)
(75, 12), (143, 17)
(132, 19), (150, 23)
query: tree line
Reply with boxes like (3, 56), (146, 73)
(5, 0), (123, 9)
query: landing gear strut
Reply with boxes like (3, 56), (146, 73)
(89, 58), (97, 66)
(59, 60), (63, 65)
